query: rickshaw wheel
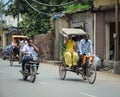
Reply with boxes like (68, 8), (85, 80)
(23, 75), (28, 80)
(86, 64), (97, 84)
(10, 55), (13, 66)
(59, 61), (66, 80)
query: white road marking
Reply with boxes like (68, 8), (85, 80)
(37, 81), (47, 85)
(0, 70), (6, 74)
(80, 92), (97, 97)
(97, 77), (109, 80)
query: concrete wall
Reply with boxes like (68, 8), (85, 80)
(93, 0), (120, 8)
(71, 12), (94, 41)
(53, 17), (69, 60)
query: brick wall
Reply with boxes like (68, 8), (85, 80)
(34, 33), (52, 60)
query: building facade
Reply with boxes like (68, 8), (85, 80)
(93, 0), (120, 60)
(52, 10), (94, 60)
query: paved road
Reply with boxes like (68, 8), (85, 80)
(0, 59), (120, 97)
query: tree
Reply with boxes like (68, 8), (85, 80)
(4, 0), (93, 37)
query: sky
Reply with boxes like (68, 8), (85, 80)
(2, 0), (18, 27)
(2, 0), (13, 10)
(2, 0), (9, 3)
(2, 0), (13, 5)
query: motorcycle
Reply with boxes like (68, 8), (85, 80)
(20, 51), (40, 83)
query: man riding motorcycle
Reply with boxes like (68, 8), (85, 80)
(21, 38), (40, 73)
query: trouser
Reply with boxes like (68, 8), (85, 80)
(22, 55), (40, 71)
(64, 51), (78, 67)
(77, 54), (83, 67)
(13, 47), (19, 55)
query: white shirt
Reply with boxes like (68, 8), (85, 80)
(19, 40), (25, 51)
(22, 44), (34, 55)
(78, 39), (93, 55)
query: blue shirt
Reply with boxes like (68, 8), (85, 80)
(78, 39), (93, 55)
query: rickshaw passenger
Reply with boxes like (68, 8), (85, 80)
(64, 35), (78, 68)
(11, 38), (19, 57)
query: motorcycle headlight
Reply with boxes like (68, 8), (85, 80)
(33, 56), (38, 61)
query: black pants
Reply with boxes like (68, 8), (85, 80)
(77, 54), (83, 67)
(13, 47), (19, 55)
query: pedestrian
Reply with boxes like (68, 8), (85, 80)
(11, 38), (19, 58)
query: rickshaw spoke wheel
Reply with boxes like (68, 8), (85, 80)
(59, 62), (66, 80)
(23, 75), (28, 80)
(86, 64), (97, 84)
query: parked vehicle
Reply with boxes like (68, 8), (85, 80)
(2, 44), (12, 60)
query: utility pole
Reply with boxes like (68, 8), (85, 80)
(115, 0), (119, 61)
(0, 0), (3, 49)
(17, 0), (19, 34)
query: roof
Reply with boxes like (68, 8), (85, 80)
(60, 28), (86, 37)
(11, 35), (28, 39)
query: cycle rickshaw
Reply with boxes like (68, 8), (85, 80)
(10, 35), (28, 66)
(59, 28), (97, 84)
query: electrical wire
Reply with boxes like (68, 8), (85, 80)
(24, 0), (50, 16)
(32, 0), (77, 7)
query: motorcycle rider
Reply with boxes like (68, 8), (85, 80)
(21, 38), (40, 73)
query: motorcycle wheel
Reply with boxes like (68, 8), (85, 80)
(30, 66), (36, 83)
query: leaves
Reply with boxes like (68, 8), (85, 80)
(65, 4), (90, 13)
(4, 0), (93, 37)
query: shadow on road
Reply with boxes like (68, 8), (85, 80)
(65, 78), (87, 83)
(10, 65), (21, 67)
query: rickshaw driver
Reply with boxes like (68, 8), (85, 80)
(79, 34), (93, 55)
(77, 34), (93, 65)
(64, 35), (78, 68)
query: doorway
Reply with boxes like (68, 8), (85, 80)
(109, 22), (115, 60)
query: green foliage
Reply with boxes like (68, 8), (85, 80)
(4, 0), (93, 37)
(65, 4), (90, 13)
(61, 41), (66, 56)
